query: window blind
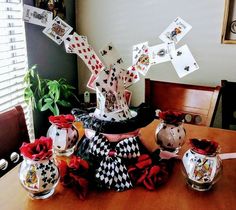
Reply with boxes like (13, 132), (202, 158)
(0, 0), (35, 141)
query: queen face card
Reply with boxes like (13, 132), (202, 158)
(159, 17), (192, 44)
(171, 45), (199, 78)
(23, 4), (53, 27)
(43, 16), (73, 45)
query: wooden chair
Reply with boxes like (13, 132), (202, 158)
(221, 80), (236, 129)
(0, 106), (29, 177)
(145, 79), (221, 126)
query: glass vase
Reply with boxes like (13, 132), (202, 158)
(18, 156), (60, 199)
(182, 148), (222, 191)
(47, 123), (78, 156)
(155, 121), (186, 153)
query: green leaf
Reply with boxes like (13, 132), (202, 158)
(44, 98), (53, 103)
(57, 100), (71, 107)
(40, 101), (53, 112)
(53, 103), (59, 116)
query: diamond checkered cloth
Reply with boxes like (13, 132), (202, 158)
(89, 134), (140, 191)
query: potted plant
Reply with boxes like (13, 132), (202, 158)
(24, 65), (78, 116)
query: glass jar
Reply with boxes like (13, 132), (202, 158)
(182, 142), (222, 191)
(155, 121), (186, 153)
(47, 123), (78, 156)
(18, 156), (60, 199)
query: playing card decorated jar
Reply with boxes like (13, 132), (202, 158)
(155, 111), (186, 153)
(48, 114), (78, 156)
(182, 138), (222, 191)
(18, 137), (60, 199)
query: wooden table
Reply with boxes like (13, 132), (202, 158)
(1, 120), (236, 210)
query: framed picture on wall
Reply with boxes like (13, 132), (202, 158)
(221, 0), (236, 44)
(34, 0), (66, 19)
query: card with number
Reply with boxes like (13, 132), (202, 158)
(171, 44), (199, 78)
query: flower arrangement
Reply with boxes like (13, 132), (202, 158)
(20, 136), (53, 161)
(158, 110), (184, 125)
(49, 114), (75, 128)
(58, 155), (90, 199)
(190, 138), (219, 155)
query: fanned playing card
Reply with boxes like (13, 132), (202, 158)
(149, 43), (171, 65)
(159, 17), (192, 44)
(43, 16), (73, 45)
(23, 4), (53, 27)
(69, 32), (104, 75)
(132, 42), (151, 75)
(123, 66), (140, 88)
(87, 74), (97, 90)
(99, 43), (124, 68)
(171, 44), (199, 78)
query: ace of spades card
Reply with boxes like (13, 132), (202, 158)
(132, 42), (151, 76)
(159, 17), (192, 44)
(149, 43), (172, 65)
(43, 16), (73, 45)
(171, 45), (199, 78)
(23, 4), (53, 27)
(99, 43), (125, 68)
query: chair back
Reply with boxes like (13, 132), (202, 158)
(0, 106), (29, 177)
(145, 79), (221, 126)
(221, 80), (236, 129)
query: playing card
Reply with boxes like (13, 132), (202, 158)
(171, 45), (199, 78)
(124, 90), (132, 106)
(87, 74), (97, 90)
(149, 43), (171, 65)
(64, 35), (74, 53)
(159, 17), (192, 44)
(70, 32), (104, 75)
(132, 42), (151, 76)
(99, 43), (125, 68)
(23, 4), (53, 27)
(43, 16), (73, 45)
(123, 66), (140, 88)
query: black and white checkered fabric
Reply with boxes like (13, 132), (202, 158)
(89, 134), (140, 191)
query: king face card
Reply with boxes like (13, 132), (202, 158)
(171, 44), (199, 78)
(23, 4), (53, 27)
(159, 17), (192, 44)
(43, 16), (73, 45)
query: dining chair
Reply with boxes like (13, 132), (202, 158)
(145, 79), (221, 126)
(221, 80), (236, 129)
(0, 106), (29, 177)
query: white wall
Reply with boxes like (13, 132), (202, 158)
(75, 0), (236, 126)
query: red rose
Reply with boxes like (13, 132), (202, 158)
(190, 138), (219, 155)
(69, 155), (89, 171)
(20, 136), (52, 160)
(159, 110), (184, 124)
(49, 114), (75, 128)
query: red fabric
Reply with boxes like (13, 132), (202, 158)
(58, 155), (89, 200)
(128, 154), (172, 190)
(159, 110), (184, 124)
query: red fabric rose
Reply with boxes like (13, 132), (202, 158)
(158, 110), (184, 124)
(190, 138), (219, 155)
(49, 114), (75, 128)
(128, 154), (172, 190)
(58, 155), (89, 200)
(20, 136), (52, 160)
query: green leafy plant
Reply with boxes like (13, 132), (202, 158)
(24, 65), (77, 116)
